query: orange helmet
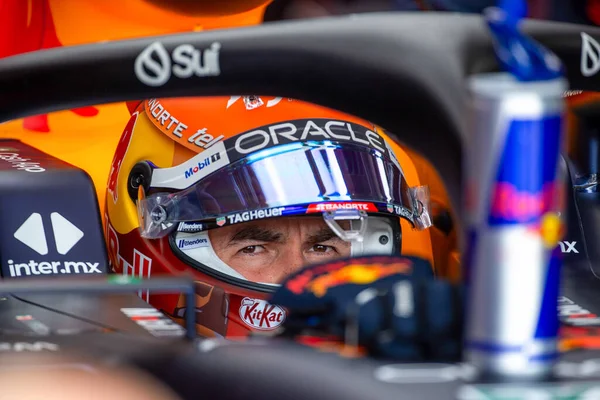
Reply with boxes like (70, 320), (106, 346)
(104, 96), (434, 338)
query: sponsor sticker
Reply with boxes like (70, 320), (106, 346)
(7, 212), (103, 278)
(176, 235), (209, 250)
(134, 41), (221, 87)
(229, 118), (387, 158)
(239, 297), (286, 331)
(149, 141), (230, 190)
(306, 202), (377, 213)
(243, 95), (264, 110)
(121, 308), (186, 337)
(8, 259), (101, 277)
(388, 203), (415, 220)
(146, 98), (189, 138)
(184, 152), (222, 179)
(146, 99), (225, 150)
(226, 207), (285, 225)
(187, 128), (224, 150)
(177, 222), (204, 232)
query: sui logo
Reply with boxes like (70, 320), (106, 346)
(488, 116), (563, 225)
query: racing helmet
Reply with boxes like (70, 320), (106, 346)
(104, 95), (434, 338)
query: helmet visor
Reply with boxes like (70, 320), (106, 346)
(137, 129), (431, 238)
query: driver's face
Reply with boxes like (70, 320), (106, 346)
(209, 217), (351, 284)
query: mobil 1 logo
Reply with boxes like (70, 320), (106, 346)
(2, 212), (105, 278)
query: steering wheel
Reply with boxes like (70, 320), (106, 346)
(2, 10), (600, 400)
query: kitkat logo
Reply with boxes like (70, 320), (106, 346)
(239, 297), (285, 331)
(107, 112), (139, 204)
(489, 182), (558, 224)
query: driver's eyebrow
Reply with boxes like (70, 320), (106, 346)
(228, 226), (283, 244)
(305, 228), (341, 245)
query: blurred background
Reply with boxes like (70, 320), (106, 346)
(264, 0), (600, 25)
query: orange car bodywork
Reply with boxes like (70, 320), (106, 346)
(0, 0), (458, 277)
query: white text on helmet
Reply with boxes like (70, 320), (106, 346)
(227, 207), (285, 225)
(188, 128), (224, 150)
(177, 237), (209, 250)
(178, 222), (204, 232)
(147, 98), (189, 138)
(146, 99), (224, 150)
(233, 120), (385, 155)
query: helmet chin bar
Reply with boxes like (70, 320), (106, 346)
(323, 209), (369, 243)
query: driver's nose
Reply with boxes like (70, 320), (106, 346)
(273, 249), (307, 284)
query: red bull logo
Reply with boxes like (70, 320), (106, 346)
(489, 181), (559, 224)
(105, 219), (153, 301)
(486, 116), (563, 226)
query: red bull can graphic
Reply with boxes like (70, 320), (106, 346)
(464, 72), (568, 379)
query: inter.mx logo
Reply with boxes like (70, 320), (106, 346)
(7, 212), (101, 277)
(559, 241), (579, 254)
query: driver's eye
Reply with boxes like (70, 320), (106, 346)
(241, 245), (264, 254)
(311, 245), (331, 253)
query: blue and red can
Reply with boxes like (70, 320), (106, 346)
(463, 72), (568, 379)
